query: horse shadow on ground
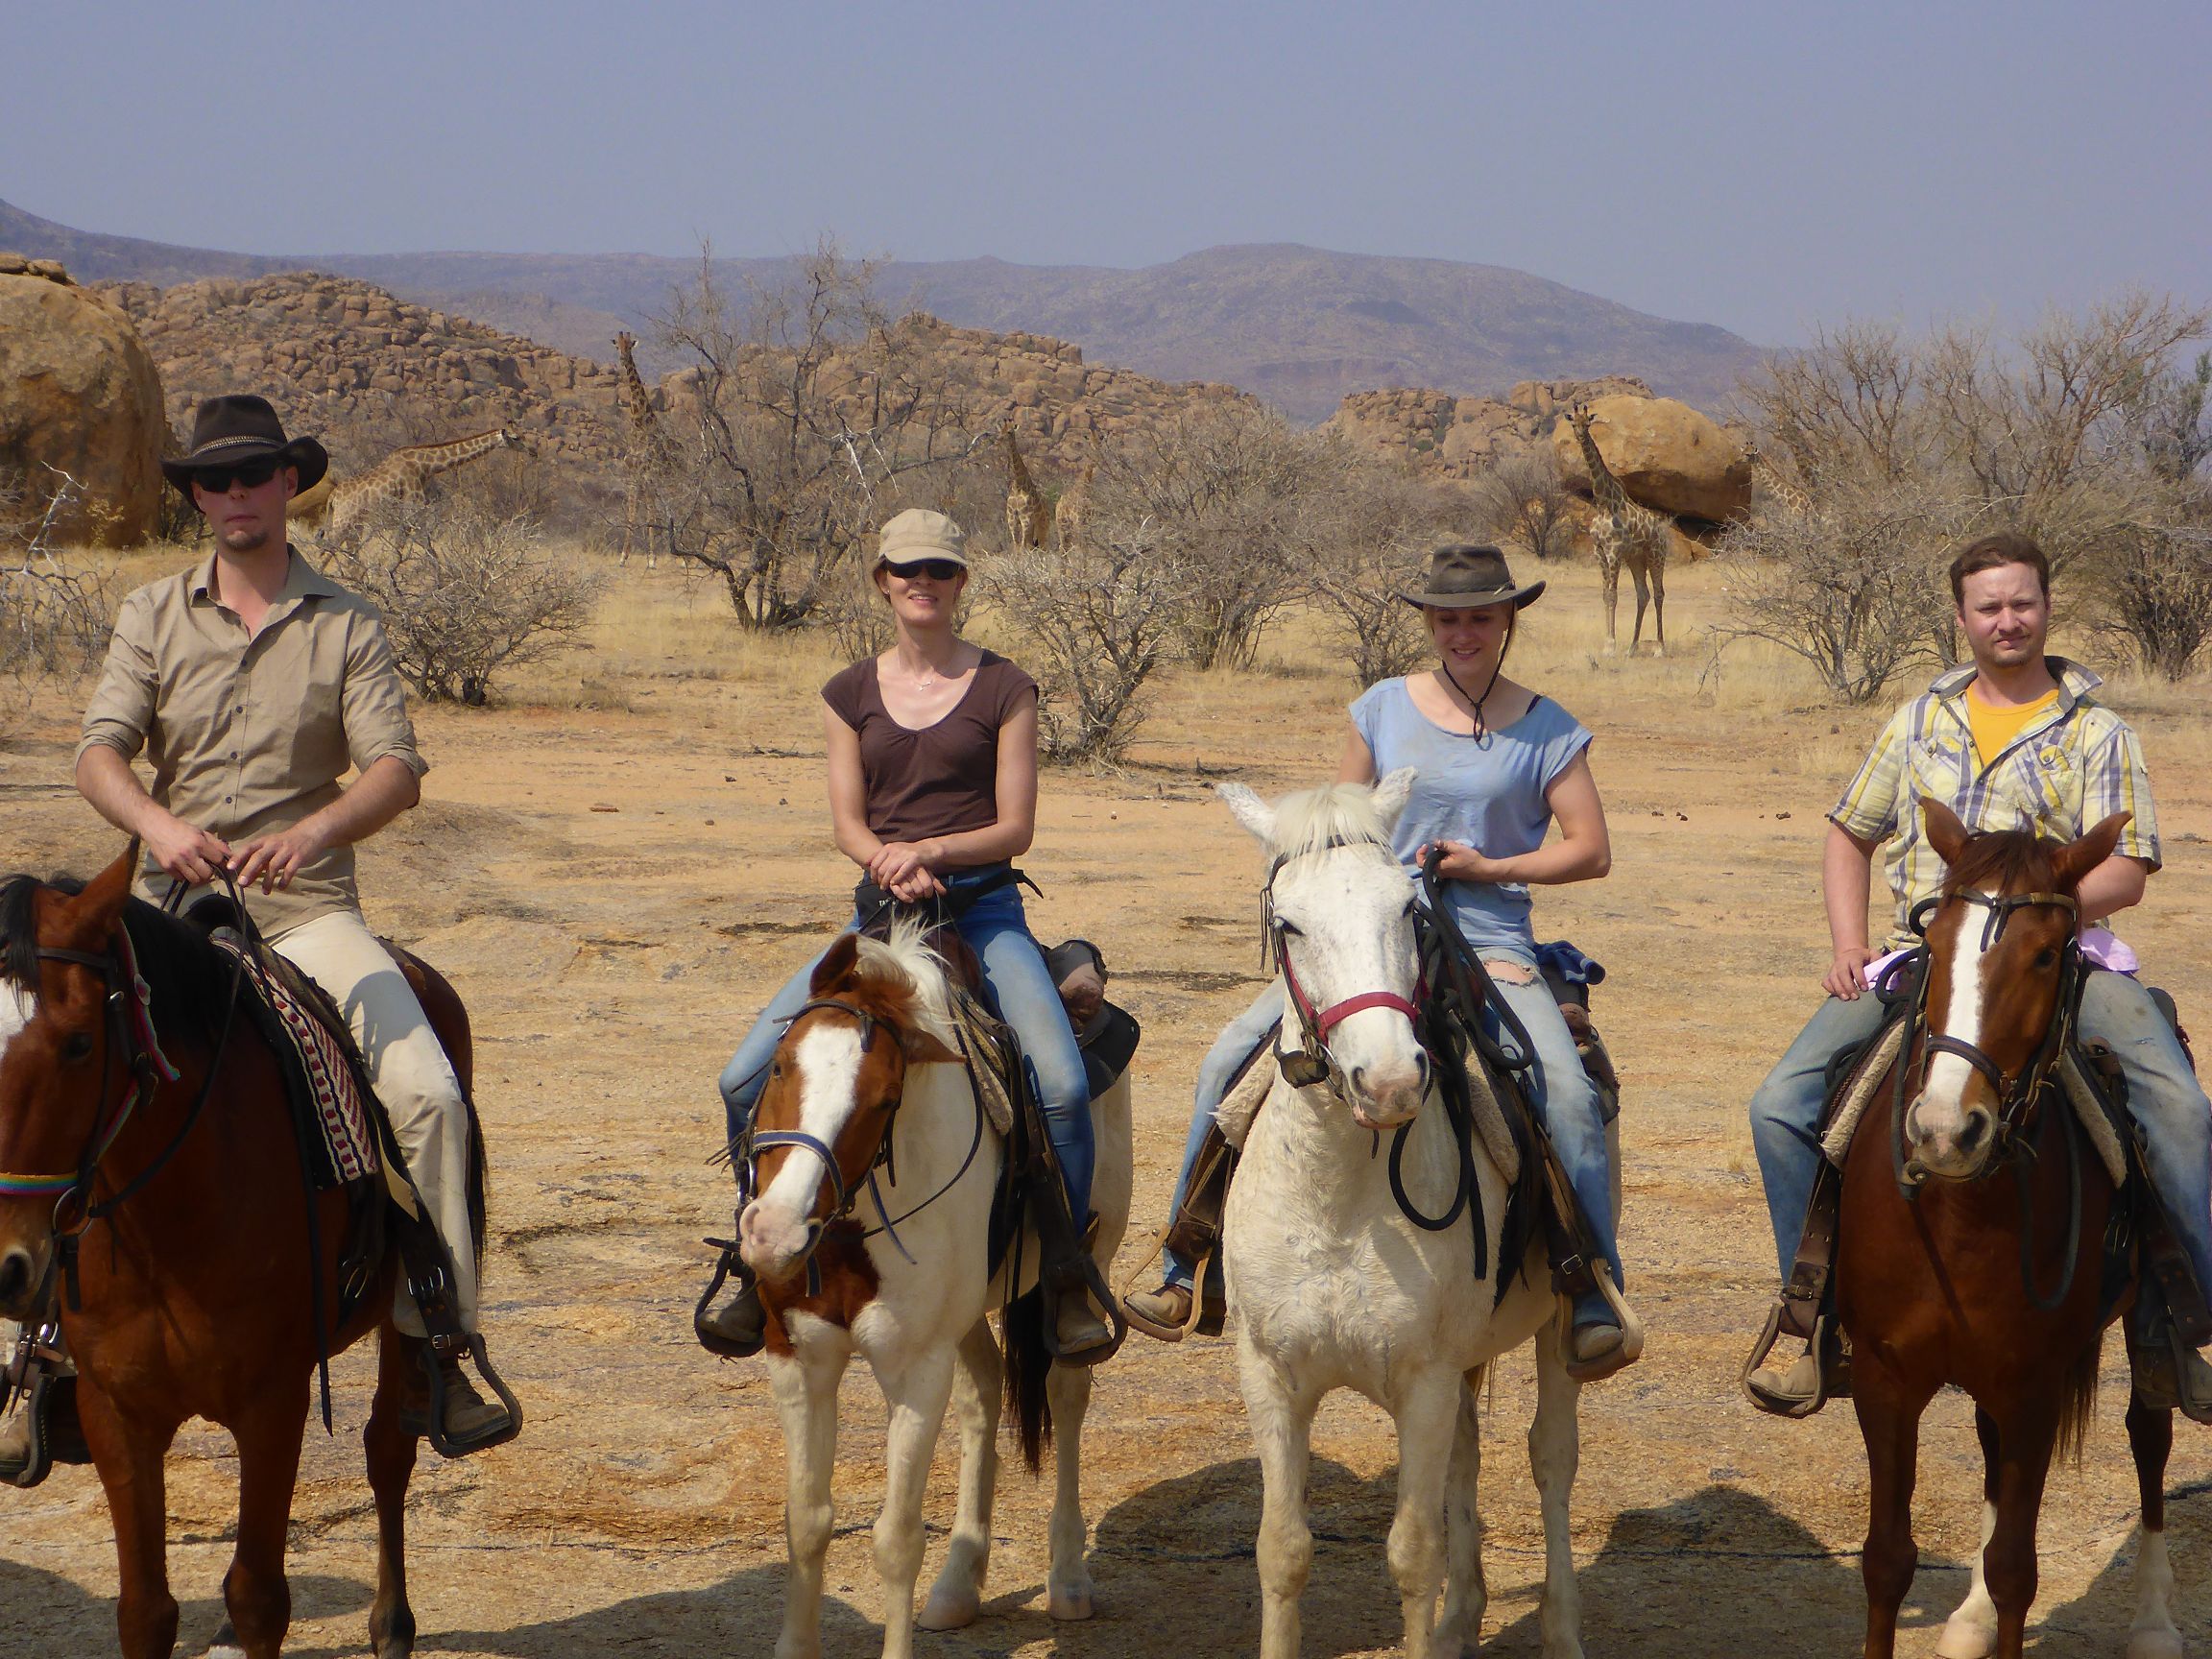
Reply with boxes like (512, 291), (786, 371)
(0, 1553), (373, 1658)
(2035, 1477), (2212, 1651)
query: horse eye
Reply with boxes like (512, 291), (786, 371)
(62, 1031), (95, 1062)
(1276, 919), (1304, 938)
(2034, 948), (2059, 972)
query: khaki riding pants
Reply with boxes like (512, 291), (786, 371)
(269, 908), (478, 1337)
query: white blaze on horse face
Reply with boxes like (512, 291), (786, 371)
(741, 1022), (868, 1279)
(0, 982), (31, 1068)
(1914, 910), (1992, 1163)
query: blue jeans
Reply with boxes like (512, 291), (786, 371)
(1159, 974), (1625, 1318)
(718, 868), (1096, 1220)
(1748, 971), (2212, 1309)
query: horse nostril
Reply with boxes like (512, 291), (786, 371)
(0, 1249), (29, 1306)
(1958, 1112), (1988, 1154)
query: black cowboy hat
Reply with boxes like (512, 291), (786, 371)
(160, 395), (329, 497)
(1398, 543), (1546, 611)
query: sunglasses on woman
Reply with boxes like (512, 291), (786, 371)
(882, 559), (964, 582)
(190, 457), (285, 494)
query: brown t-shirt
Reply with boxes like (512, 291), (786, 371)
(822, 652), (1038, 843)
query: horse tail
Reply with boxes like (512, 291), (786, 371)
(1000, 1289), (1054, 1473)
(2056, 1334), (2101, 1465)
(464, 1086), (489, 1262)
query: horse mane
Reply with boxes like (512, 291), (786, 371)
(1266, 783), (1396, 864)
(0, 869), (236, 1035)
(1943, 828), (2056, 896)
(852, 921), (959, 1049)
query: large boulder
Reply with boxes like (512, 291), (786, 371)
(0, 255), (166, 545)
(1551, 393), (1749, 522)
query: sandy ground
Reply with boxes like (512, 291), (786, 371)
(4, 556), (2210, 1656)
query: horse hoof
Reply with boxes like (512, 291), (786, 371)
(204, 1622), (247, 1659)
(916, 1584), (979, 1630)
(1046, 1579), (1095, 1622)
(2128, 1630), (2183, 1659)
(1935, 1614), (1997, 1659)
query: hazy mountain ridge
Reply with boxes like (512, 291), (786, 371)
(0, 199), (1768, 421)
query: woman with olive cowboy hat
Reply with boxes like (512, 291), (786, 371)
(1123, 543), (1635, 1380)
(694, 507), (1114, 1362)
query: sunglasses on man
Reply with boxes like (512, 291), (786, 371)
(882, 559), (964, 582)
(190, 457), (287, 494)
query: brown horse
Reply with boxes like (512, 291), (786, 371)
(1837, 800), (2179, 1659)
(0, 846), (484, 1659)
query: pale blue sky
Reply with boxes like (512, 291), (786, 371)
(10, 0), (2207, 345)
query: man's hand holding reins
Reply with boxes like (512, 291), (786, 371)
(228, 822), (333, 894)
(1822, 945), (1882, 1002)
(146, 814), (232, 886)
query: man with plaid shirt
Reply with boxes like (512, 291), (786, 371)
(1746, 531), (2212, 1419)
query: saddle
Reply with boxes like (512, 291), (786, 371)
(1161, 934), (1625, 1336)
(1750, 977), (2210, 1418)
(854, 882), (1136, 1364)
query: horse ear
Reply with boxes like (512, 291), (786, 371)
(1920, 798), (1971, 864)
(902, 1025), (963, 1066)
(53, 839), (138, 948)
(1370, 767), (1418, 829)
(1216, 782), (1275, 846)
(2052, 811), (2130, 891)
(808, 933), (862, 996)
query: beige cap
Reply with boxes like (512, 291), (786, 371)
(876, 508), (968, 567)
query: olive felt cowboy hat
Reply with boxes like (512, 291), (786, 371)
(160, 395), (329, 496)
(1398, 543), (1546, 611)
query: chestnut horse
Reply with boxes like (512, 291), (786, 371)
(1837, 801), (2179, 1659)
(736, 925), (1133, 1659)
(0, 847), (484, 1659)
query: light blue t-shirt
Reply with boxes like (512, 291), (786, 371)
(1349, 678), (1594, 966)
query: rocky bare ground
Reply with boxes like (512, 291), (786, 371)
(3, 559), (2208, 1656)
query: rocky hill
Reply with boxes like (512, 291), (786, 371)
(1325, 375), (1657, 480)
(87, 268), (1252, 524)
(3, 198), (1768, 423)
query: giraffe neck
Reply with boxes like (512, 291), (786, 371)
(1003, 428), (1037, 494)
(1573, 420), (1632, 522)
(334, 430), (508, 501)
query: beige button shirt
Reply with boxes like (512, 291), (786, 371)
(77, 548), (428, 935)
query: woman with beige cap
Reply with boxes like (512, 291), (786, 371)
(695, 508), (1110, 1359)
(1124, 544), (1636, 1381)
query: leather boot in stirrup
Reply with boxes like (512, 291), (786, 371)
(1122, 1280), (1194, 1343)
(2130, 1333), (2212, 1426)
(694, 1241), (765, 1358)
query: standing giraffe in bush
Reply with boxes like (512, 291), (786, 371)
(1567, 403), (1672, 656)
(615, 331), (679, 569)
(1002, 422), (1054, 553)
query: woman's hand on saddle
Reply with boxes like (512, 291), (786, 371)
(146, 813), (232, 886)
(228, 823), (331, 894)
(1822, 945), (1882, 1002)
(1416, 839), (1501, 883)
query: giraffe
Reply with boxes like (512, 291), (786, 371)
(1566, 403), (1674, 656)
(288, 427), (514, 540)
(614, 330), (681, 570)
(1001, 421), (1054, 553)
(1051, 457), (1095, 551)
(1743, 438), (1815, 517)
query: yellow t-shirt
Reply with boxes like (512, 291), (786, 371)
(1966, 682), (2060, 772)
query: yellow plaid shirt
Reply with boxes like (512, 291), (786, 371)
(1830, 658), (2161, 950)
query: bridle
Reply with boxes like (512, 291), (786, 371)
(1261, 838), (1424, 1100)
(1894, 884), (2088, 1311)
(0, 911), (242, 1308)
(1907, 887), (2083, 1142)
(737, 993), (986, 1294)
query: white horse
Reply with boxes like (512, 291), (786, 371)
(1218, 771), (1621, 1659)
(734, 927), (1134, 1659)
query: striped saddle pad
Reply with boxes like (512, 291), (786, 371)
(212, 935), (381, 1189)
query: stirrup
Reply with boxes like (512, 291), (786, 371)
(693, 1237), (765, 1359)
(413, 1334), (522, 1458)
(1040, 1214), (1126, 1366)
(1742, 1305), (1846, 1419)
(2, 1323), (86, 1490)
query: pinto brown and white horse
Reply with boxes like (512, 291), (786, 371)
(1838, 800), (2179, 1659)
(0, 847), (483, 1659)
(734, 925), (1133, 1659)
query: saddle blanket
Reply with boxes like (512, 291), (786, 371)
(1819, 1015), (2128, 1187)
(212, 935), (379, 1188)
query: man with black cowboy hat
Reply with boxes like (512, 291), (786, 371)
(0, 396), (517, 1483)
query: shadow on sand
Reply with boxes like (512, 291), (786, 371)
(0, 1552), (373, 1658)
